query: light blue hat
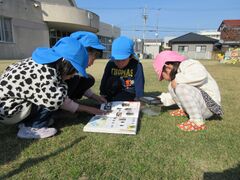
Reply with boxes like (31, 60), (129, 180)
(111, 36), (135, 60)
(32, 37), (88, 77)
(70, 31), (106, 50)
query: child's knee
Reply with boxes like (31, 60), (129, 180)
(87, 74), (95, 87)
(175, 84), (188, 96)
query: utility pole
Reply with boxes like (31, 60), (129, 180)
(142, 6), (148, 56)
(156, 8), (161, 53)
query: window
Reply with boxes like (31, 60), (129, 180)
(196, 45), (206, 52)
(178, 46), (188, 52)
(49, 29), (71, 47)
(0, 16), (13, 42)
(97, 35), (113, 58)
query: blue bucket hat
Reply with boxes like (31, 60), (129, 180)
(70, 31), (106, 50)
(111, 36), (135, 60)
(32, 37), (88, 77)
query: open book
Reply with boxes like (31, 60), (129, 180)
(83, 101), (141, 135)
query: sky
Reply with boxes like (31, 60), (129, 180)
(75, 0), (240, 39)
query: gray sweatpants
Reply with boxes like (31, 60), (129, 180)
(169, 84), (213, 125)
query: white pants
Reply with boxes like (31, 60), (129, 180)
(169, 84), (213, 125)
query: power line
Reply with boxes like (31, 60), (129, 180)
(79, 7), (240, 11)
(79, 7), (141, 10)
(121, 29), (199, 33)
(122, 25), (213, 30)
(161, 7), (240, 11)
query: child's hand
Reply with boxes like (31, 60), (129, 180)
(91, 94), (108, 104)
(87, 107), (106, 115)
(171, 79), (177, 89)
(77, 105), (106, 115)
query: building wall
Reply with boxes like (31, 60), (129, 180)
(220, 28), (240, 41)
(98, 22), (120, 38)
(97, 22), (121, 59)
(0, 0), (49, 59)
(172, 43), (214, 59)
(218, 21), (240, 42)
(0, 0), (121, 59)
(163, 36), (176, 50)
(41, 3), (99, 32)
(37, 0), (75, 6)
(144, 42), (161, 59)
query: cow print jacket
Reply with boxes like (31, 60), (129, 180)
(0, 58), (68, 123)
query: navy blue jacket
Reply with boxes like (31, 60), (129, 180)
(100, 58), (145, 100)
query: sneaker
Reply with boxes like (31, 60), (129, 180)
(18, 118), (55, 129)
(17, 125), (57, 139)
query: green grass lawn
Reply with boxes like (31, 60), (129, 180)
(0, 59), (240, 179)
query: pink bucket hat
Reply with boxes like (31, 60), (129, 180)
(153, 50), (187, 80)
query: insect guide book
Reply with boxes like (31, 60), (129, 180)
(83, 101), (141, 135)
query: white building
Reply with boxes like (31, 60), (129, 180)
(163, 36), (176, 50)
(198, 30), (220, 40)
(0, 0), (120, 59)
(143, 39), (162, 59)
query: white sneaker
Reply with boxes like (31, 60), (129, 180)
(17, 125), (57, 139)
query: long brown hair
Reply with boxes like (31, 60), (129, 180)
(165, 62), (181, 81)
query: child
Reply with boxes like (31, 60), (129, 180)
(0, 37), (105, 139)
(100, 36), (145, 101)
(153, 50), (223, 131)
(68, 31), (107, 104)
